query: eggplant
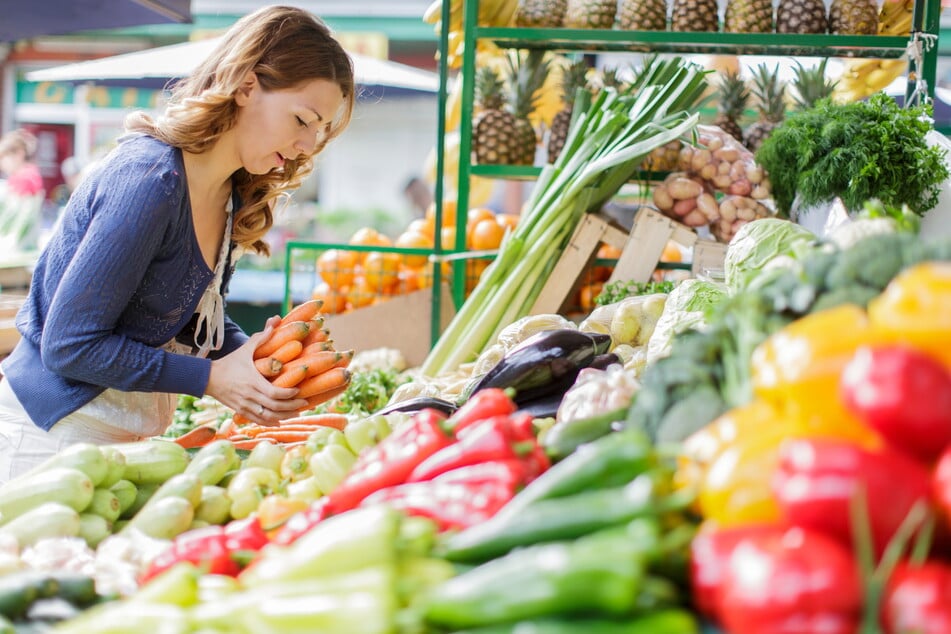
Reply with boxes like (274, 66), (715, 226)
(584, 332), (613, 355)
(588, 352), (621, 371)
(515, 392), (564, 419)
(469, 329), (604, 405)
(376, 396), (458, 417)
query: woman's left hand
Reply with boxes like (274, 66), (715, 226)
(205, 316), (309, 425)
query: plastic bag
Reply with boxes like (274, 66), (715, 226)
(679, 125), (772, 200)
(496, 314), (576, 351)
(711, 195), (774, 244)
(556, 365), (641, 424)
(652, 172), (718, 228)
(579, 293), (668, 347)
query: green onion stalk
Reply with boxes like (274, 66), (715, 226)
(420, 57), (710, 377)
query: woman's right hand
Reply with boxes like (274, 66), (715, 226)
(205, 317), (309, 425)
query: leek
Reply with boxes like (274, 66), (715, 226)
(420, 56), (710, 377)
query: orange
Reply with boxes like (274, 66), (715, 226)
(425, 199), (457, 228)
(348, 227), (392, 263)
(661, 240), (683, 263)
(470, 219), (506, 250)
(407, 218), (434, 240)
(312, 281), (347, 314)
(579, 282), (604, 312)
(594, 243), (622, 282)
(395, 231), (433, 268)
(397, 267), (422, 294)
(496, 213), (520, 232)
(316, 249), (359, 289)
(346, 277), (377, 310)
(440, 226), (460, 250)
(363, 251), (401, 292)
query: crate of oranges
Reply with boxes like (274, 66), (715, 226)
(310, 202), (519, 314)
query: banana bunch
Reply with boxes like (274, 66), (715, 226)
(832, 0), (913, 103)
(423, 0), (520, 68)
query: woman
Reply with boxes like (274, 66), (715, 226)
(0, 5), (355, 480)
(0, 129), (43, 198)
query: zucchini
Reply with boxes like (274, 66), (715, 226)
(0, 503), (81, 547)
(541, 406), (630, 461)
(109, 479), (137, 516)
(112, 440), (189, 485)
(16, 443), (109, 488)
(78, 513), (112, 548)
(121, 496), (194, 540)
(189, 439), (238, 468)
(120, 482), (158, 520)
(149, 473), (203, 508)
(97, 446), (127, 489)
(0, 571), (98, 620)
(87, 488), (122, 523)
(185, 453), (232, 487)
(0, 467), (94, 523)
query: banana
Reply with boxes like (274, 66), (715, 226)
(423, 0), (443, 24)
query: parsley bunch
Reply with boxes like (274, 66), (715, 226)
(594, 279), (675, 306)
(756, 93), (949, 217)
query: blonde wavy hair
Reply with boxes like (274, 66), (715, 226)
(125, 5), (355, 255)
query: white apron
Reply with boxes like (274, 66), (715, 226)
(0, 199), (235, 481)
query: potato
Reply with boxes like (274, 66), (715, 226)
(719, 199), (737, 221)
(652, 186), (674, 211)
(728, 179), (752, 196)
(699, 163), (717, 181)
(746, 165), (764, 184)
(696, 193), (720, 221)
(712, 174), (733, 190)
(667, 176), (703, 199)
(751, 184), (771, 200)
(672, 197), (697, 217)
(681, 209), (710, 227)
(690, 148), (712, 173)
(737, 205), (757, 221)
(714, 147), (741, 163)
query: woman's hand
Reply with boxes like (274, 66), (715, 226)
(205, 316), (309, 425)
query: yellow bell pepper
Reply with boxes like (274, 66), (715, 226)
(867, 262), (951, 370)
(749, 304), (892, 429)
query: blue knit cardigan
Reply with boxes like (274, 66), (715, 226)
(2, 135), (248, 431)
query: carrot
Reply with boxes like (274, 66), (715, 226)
(333, 349), (355, 369)
(253, 430), (314, 443)
(271, 363), (310, 389)
(297, 367), (351, 399)
(303, 383), (350, 410)
(270, 340), (304, 364)
(254, 357), (283, 378)
(231, 438), (268, 451)
(277, 413), (349, 430)
(232, 413), (252, 427)
(282, 299), (323, 325)
(301, 341), (335, 356)
(173, 425), (218, 449)
(279, 351), (343, 379)
(300, 325), (330, 347)
(254, 321), (311, 360)
(216, 417), (236, 439)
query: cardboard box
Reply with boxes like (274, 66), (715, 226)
(323, 284), (456, 368)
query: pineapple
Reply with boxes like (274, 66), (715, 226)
(548, 60), (590, 164)
(564, 0), (617, 28)
(724, 0), (774, 32)
(790, 59), (836, 111)
(713, 70), (750, 142)
(671, 0), (720, 32)
(776, 0), (828, 33)
(472, 66), (519, 165)
(516, 0), (567, 27)
(829, 0), (878, 34)
(618, 0), (668, 30)
(743, 64), (786, 153)
(506, 50), (552, 166)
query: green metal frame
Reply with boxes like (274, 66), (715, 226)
(285, 0), (941, 349)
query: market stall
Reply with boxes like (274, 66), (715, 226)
(1, 0), (951, 632)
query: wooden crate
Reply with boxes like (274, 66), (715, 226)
(530, 208), (727, 315)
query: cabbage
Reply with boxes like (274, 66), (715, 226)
(646, 279), (728, 364)
(724, 218), (816, 292)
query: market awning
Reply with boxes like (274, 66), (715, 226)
(25, 36), (440, 94)
(0, 0), (192, 42)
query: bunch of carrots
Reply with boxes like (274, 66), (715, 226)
(175, 299), (355, 449)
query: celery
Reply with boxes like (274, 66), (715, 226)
(420, 57), (709, 377)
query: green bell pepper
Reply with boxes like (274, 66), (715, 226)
(449, 609), (701, 634)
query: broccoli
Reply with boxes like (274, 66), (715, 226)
(810, 285), (881, 313)
(824, 233), (916, 291)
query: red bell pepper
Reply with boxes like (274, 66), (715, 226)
(882, 561), (951, 634)
(772, 439), (933, 556)
(447, 388), (517, 435)
(841, 345), (951, 462)
(715, 525), (863, 634)
(689, 522), (783, 620)
(140, 517), (268, 583)
(360, 462), (521, 532)
(406, 415), (538, 483)
(934, 446), (951, 531)
(325, 408), (453, 513)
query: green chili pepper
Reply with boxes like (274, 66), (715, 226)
(442, 472), (682, 562)
(448, 609), (701, 634)
(424, 528), (648, 629)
